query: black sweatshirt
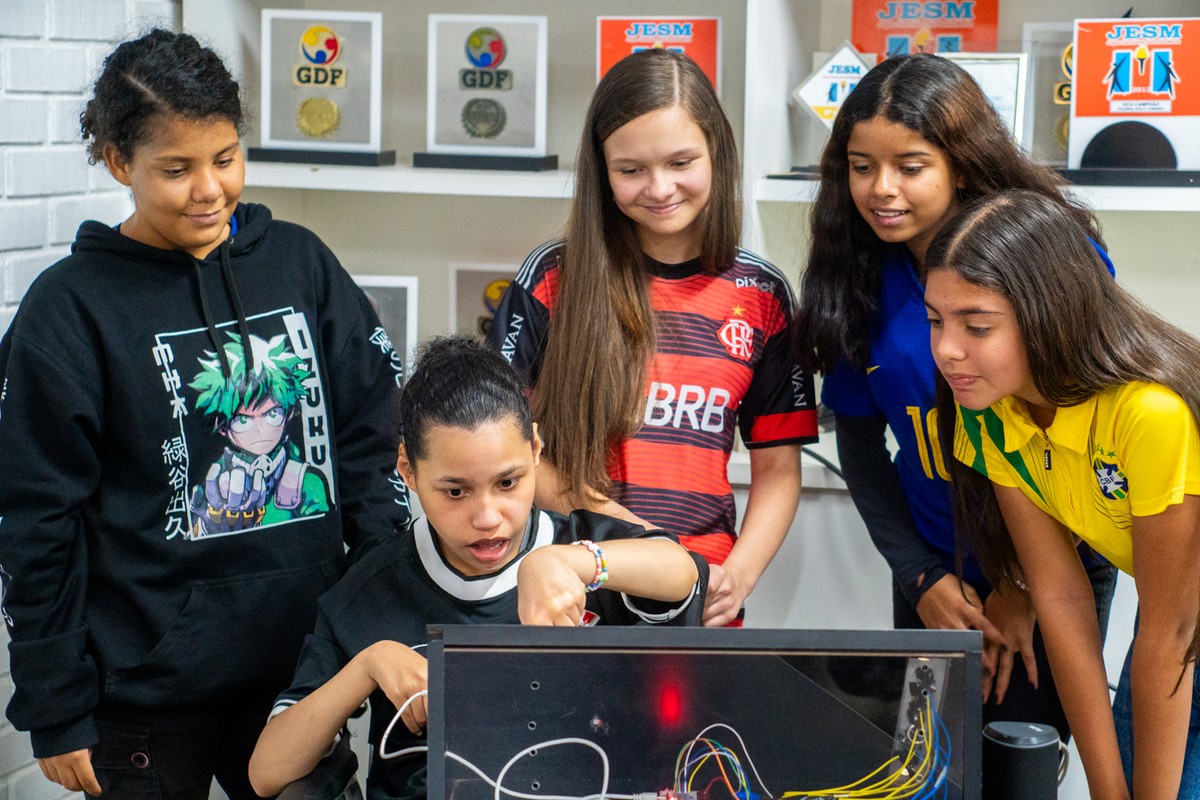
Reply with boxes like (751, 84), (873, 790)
(0, 203), (411, 757)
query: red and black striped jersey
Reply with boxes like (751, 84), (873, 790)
(488, 240), (818, 561)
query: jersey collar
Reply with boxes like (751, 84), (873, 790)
(995, 394), (1099, 456)
(413, 509), (555, 602)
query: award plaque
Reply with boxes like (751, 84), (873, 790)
(414, 14), (556, 171)
(793, 42), (871, 130)
(1068, 17), (1200, 177)
(597, 17), (721, 94)
(251, 9), (395, 166)
(851, 0), (998, 61)
(1021, 22), (1074, 163)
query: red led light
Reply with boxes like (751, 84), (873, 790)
(658, 683), (683, 724)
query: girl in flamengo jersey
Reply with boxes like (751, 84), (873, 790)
(249, 335), (704, 799)
(928, 189), (1200, 800)
(793, 53), (1117, 737)
(487, 48), (818, 627)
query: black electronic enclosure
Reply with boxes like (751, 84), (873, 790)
(426, 626), (982, 800)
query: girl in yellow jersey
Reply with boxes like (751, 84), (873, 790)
(924, 189), (1200, 800)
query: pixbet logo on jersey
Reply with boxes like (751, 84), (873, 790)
(293, 25), (347, 87)
(460, 27), (512, 90)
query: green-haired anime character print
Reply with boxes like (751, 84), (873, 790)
(187, 332), (330, 538)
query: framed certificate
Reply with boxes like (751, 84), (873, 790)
(941, 52), (1030, 146)
(418, 14), (551, 168)
(256, 9), (392, 165)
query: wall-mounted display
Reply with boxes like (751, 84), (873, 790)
(415, 15), (555, 171)
(1069, 17), (1200, 173)
(449, 263), (516, 338)
(597, 17), (721, 94)
(253, 9), (394, 166)
(353, 275), (418, 386)
(941, 52), (1028, 145)
(792, 42), (871, 129)
(851, 0), (998, 61)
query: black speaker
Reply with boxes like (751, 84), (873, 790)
(982, 721), (1062, 800)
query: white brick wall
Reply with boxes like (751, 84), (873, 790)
(0, 5), (181, 799)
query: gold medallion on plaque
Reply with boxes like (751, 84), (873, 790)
(461, 98), (507, 139)
(297, 97), (341, 138)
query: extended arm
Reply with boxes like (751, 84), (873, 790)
(994, 484), (1128, 800)
(517, 537), (699, 626)
(249, 641), (428, 797)
(1128, 496), (1200, 799)
(703, 444), (802, 627)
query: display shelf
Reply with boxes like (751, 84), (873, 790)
(244, 160), (575, 198)
(754, 176), (1200, 213)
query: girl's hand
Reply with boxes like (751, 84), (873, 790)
(359, 641), (428, 734)
(702, 563), (749, 627)
(516, 547), (588, 626)
(982, 587), (1038, 704)
(915, 574), (1005, 687)
(38, 750), (101, 796)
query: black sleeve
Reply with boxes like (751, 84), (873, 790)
(835, 413), (946, 607)
(320, 255), (413, 561)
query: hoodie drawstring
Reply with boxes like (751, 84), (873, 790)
(192, 236), (254, 379)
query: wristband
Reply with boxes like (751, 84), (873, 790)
(572, 539), (608, 592)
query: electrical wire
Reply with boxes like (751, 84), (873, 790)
(379, 689), (429, 760)
(443, 739), (639, 800)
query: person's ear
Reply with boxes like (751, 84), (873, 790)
(102, 143), (133, 187)
(396, 443), (417, 490)
(531, 422), (542, 466)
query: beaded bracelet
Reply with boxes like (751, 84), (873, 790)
(572, 539), (609, 592)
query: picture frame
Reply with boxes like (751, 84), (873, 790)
(424, 14), (550, 158)
(448, 263), (517, 338)
(353, 275), (419, 382)
(258, 9), (387, 159)
(941, 52), (1030, 147)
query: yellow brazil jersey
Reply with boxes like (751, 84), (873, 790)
(954, 381), (1200, 576)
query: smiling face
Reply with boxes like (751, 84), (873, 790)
(847, 116), (962, 266)
(603, 104), (713, 264)
(925, 269), (1050, 420)
(104, 114), (244, 260)
(398, 419), (540, 577)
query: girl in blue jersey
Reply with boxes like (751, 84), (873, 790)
(927, 189), (1200, 800)
(793, 53), (1117, 736)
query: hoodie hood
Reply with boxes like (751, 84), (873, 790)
(73, 204), (273, 379)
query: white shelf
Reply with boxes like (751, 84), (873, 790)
(245, 160), (576, 199)
(754, 176), (1200, 213)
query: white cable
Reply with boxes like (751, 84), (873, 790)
(379, 689), (429, 760)
(443, 738), (637, 800)
(681, 722), (775, 798)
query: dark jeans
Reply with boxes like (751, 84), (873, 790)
(86, 694), (277, 800)
(893, 558), (1118, 743)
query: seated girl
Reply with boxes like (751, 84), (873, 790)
(926, 189), (1200, 799)
(248, 335), (706, 799)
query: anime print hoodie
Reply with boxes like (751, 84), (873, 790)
(0, 203), (411, 758)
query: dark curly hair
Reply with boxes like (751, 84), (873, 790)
(81, 28), (244, 164)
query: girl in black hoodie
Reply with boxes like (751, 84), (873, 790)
(0, 29), (409, 799)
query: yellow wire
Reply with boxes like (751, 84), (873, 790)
(680, 738), (743, 797)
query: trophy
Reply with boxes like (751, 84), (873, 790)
(251, 9), (395, 166)
(414, 14), (556, 171)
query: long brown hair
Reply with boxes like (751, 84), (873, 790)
(931, 189), (1200, 663)
(795, 54), (1103, 373)
(534, 49), (740, 505)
